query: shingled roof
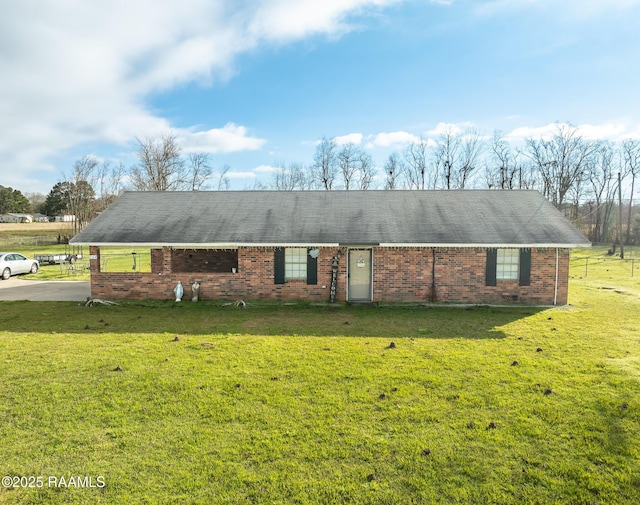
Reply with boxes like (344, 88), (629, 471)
(70, 190), (590, 248)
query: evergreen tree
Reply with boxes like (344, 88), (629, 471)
(0, 185), (30, 213)
(43, 182), (73, 216)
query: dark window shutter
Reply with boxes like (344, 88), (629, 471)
(486, 248), (497, 286)
(274, 247), (285, 284)
(307, 249), (318, 285)
(519, 248), (531, 286)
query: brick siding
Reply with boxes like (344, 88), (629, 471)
(88, 246), (570, 305)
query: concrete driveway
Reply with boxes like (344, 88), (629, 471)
(0, 277), (90, 301)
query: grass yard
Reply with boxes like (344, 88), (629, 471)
(0, 248), (639, 504)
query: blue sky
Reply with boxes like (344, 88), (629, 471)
(2, 0), (640, 194)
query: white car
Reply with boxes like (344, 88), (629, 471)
(0, 252), (39, 280)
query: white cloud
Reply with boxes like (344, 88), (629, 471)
(505, 121), (639, 143)
(0, 0), (397, 191)
(253, 164), (282, 174)
(426, 121), (476, 137)
(367, 130), (420, 147)
(505, 124), (556, 142)
(179, 124), (266, 154)
(246, 0), (462, 42)
(333, 133), (364, 145)
(576, 123), (628, 141)
(226, 171), (258, 180)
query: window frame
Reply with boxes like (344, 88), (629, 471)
(496, 248), (520, 280)
(284, 247), (308, 281)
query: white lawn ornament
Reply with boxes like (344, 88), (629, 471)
(174, 281), (184, 302)
(191, 281), (201, 302)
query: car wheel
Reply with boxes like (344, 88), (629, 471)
(1, 268), (10, 280)
(30, 263), (39, 274)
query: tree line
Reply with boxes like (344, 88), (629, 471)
(6, 123), (640, 244)
(267, 123), (639, 245)
(35, 135), (223, 234)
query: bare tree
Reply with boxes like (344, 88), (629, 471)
(457, 128), (483, 189)
(95, 160), (110, 204)
(25, 192), (46, 214)
(357, 150), (375, 190)
(109, 161), (126, 197)
(187, 152), (213, 190)
(310, 137), (337, 190)
(433, 128), (460, 190)
(487, 131), (515, 189)
(432, 127), (483, 189)
(271, 162), (307, 191)
(622, 139), (640, 244)
(517, 159), (540, 191)
(216, 164), (231, 191)
(65, 155), (98, 233)
(94, 160), (125, 212)
(337, 143), (361, 190)
(585, 142), (617, 243)
(129, 134), (187, 191)
(331, 143), (375, 190)
(485, 131), (539, 191)
(404, 137), (430, 190)
(525, 123), (595, 207)
(384, 152), (404, 190)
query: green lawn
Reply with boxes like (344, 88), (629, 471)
(0, 248), (639, 504)
(0, 228), (90, 281)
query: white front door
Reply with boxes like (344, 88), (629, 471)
(348, 249), (372, 301)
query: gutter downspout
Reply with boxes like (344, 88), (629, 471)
(553, 248), (559, 306)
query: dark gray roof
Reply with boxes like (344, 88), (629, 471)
(70, 190), (590, 247)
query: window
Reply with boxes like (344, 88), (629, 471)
(496, 249), (519, 280)
(486, 248), (531, 287)
(171, 249), (238, 273)
(274, 247), (318, 285)
(285, 248), (307, 280)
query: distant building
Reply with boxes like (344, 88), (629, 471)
(52, 215), (76, 222)
(0, 213), (33, 223)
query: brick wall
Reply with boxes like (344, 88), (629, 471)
(373, 247), (569, 305)
(88, 246), (570, 305)
(90, 246), (348, 302)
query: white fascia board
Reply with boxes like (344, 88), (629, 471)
(231, 243), (340, 248)
(72, 242), (341, 248)
(378, 243), (591, 248)
(71, 242), (241, 248)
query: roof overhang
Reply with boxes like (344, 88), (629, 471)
(71, 241), (591, 249)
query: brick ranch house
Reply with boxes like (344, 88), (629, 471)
(70, 190), (590, 305)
